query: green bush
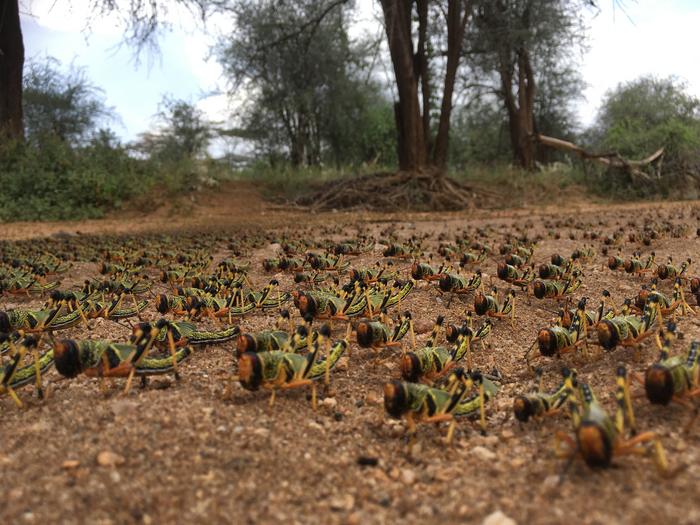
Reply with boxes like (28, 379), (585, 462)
(0, 136), (166, 222)
(587, 76), (700, 199)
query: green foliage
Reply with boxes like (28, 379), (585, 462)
(588, 76), (700, 198)
(449, 101), (511, 167)
(217, 0), (392, 168)
(23, 57), (113, 146)
(0, 136), (162, 222)
(594, 76), (700, 156)
(136, 96), (214, 163)
(0, 59), (206, 223)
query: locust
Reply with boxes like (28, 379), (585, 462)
(596, 297), (660, 350)
(0, 335), (53, 408)
(384, 369), (499, 444)
(513, 368), (575, 422)
(54, 337), (193, 393)
(355, 311), (415, 353)
(473, 288), (516, 326)
(237, 327), (348, 409)
(555, 367), (673, 475)
(133, 319), (241, 349)
(532, 271), (582, 300)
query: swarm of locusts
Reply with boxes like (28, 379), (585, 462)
(2, 207), (700, 479)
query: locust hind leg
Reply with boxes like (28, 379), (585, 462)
(6, 386), (24, 408)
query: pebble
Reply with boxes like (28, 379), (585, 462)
(321, 397), (338, 409)
(482, 510), (517, 525)
(510, 458), (526, 469)
(336, 357), (350, 371)
(62, 460), (80, 469)
(366, 392), (382, 405)
(96, 451), (125, 467)
(542, 474), (560, 492)
(252, 427), (270, 437)
(330, 494), (355, 511)
(400, 468), (416, 485)
(472, 446), (497, 461)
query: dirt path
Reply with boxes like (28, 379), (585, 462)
(1, 185), (700, 525)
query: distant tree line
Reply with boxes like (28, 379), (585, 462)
(1, 0), (699, 189)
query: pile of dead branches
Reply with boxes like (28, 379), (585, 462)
(297, 170), (492, 211)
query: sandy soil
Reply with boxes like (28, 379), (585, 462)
(1, 183), (699, 525)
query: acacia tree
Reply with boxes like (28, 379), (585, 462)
(218, 0), (376, 167)
(380, 0), (475, 172)
(466, 0), (588, 170)
(23, 57), (113, 146)
(0, 0), (24, 142)
(136, 96), (213, 161)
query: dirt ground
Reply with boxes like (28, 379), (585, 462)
(1, 183), (700, 525)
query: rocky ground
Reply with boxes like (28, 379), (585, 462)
(1, 186), (699, 525)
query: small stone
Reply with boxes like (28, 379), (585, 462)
(407, 441), (422, 457)
(366, 392), (382, 406)
(482, 510), (517, 525)
(458, 504), (471, 517)
(96, 451), (125, 467)
(330, 494), (355, 511)
(321, 397), (338, 409)
(501, 429), (514, 439)
(542, 475), (560, 492)
(308, 421), (325, 432)
(62, 460), (80, 469)
(414, 319), (434, 334)
(346, 512), (362, 525)
(400, 468), (416, 485)
(336, 357), (350, 371)
(253, 427), (270, 437)
(472, 446), (496, 461)
(510, 458), (526, 469)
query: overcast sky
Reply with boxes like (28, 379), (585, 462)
(20, 0), (700, 145)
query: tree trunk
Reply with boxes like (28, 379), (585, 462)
(516, 47), (536, 170)
(381, 0), (426, 172)
(434, 0), (471, 168)
(415, 0), (431, 155)
(0, 0), (24, 143)
(498, 56), (520, 165)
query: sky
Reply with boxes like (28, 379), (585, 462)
(19, 0), (700, 147)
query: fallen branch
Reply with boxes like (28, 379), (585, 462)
(536, 134), (664, 181)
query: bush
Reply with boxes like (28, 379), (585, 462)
(587, 76), (700, 198)
(0, 137), (166, 222)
